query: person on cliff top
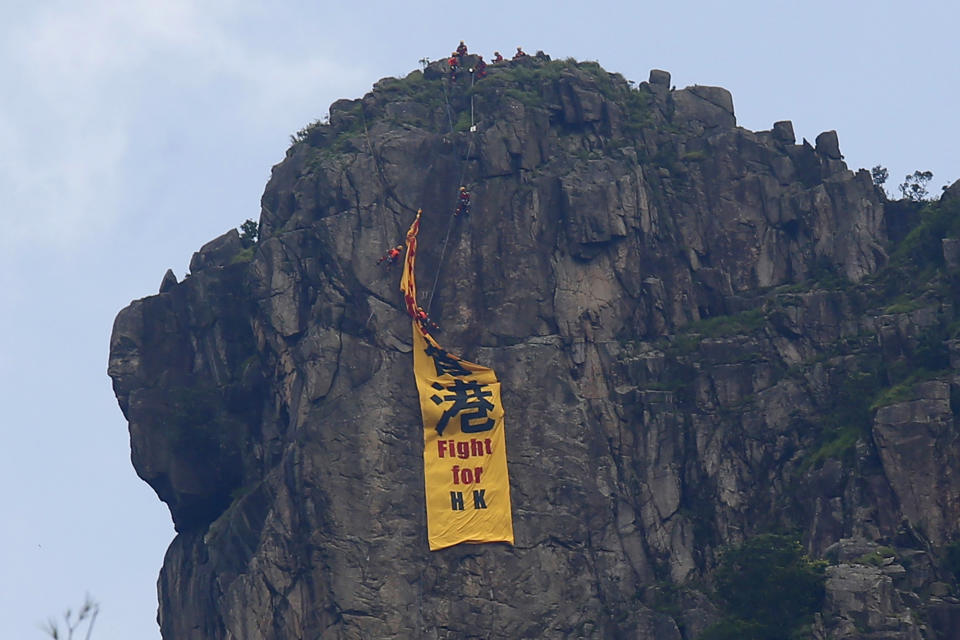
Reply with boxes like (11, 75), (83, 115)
(513, 46), (527, 60)
(448, 55), (458, 81)
(455, 186), (471, 217)
(475, 56), (487, 79)
(377, 245), (404, 267)
(492, 51), (503, 63)
(456, 41), (468, 58)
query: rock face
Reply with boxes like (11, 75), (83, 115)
(109, 56), (960, 638)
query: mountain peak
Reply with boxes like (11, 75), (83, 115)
(109, 53), (960, 639)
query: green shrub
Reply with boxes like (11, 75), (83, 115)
(870, 369), (950, 410)
(889, 199), (960, 273)
(871, 165), (889, 189)
(809, 255), (851, 290)
(622, 88), (653, 137)
(230, 246), (255, 264)
(854, 547), (895, 567)
(800, 362), (881, 470)
(681, 150), (708, 162)
(883, 298), (925, 314)
(239, 219), (258, 246)
(454, 111), (472, 132)
(684, 309), (766, 339)
(671, 333), (703, 355)
(699, 618), (765, 640)
(289, 118), (325, 145)
(898, 170), (934, 201)
(705, 534), (826, 639)
(804, 425), (860, 470)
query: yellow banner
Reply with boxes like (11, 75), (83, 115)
(400, 210), (421, 318)
(401, 211), (514, 550)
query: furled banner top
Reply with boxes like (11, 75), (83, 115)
(401, 211), (514, 550)
(400, 209), (422, 320)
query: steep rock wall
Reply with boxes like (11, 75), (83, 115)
(110, 56), (960, 638)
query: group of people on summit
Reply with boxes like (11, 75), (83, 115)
(447, 41), (527, 82)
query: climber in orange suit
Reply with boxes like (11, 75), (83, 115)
(377, 245), (404, 267)
(448, 55), (459, 81)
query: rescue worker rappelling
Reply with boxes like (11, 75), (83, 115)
(416, 306), (440, 333)
(377, 244), (404, 268)
(455, 187), (471, 217)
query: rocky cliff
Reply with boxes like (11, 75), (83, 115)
(110, 53), (960, 638)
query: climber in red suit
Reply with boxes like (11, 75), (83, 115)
(475, 57), (487, 79)
(416, 306), (439, 332)
(448, 55), (459, 81)
(455, 187), (471, 217)
(377, 245), (404, 267)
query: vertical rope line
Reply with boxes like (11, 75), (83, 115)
(425, 69), (479, 315)
(426, 135), (475, 314)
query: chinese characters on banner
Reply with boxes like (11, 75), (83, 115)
(412, 325), (514, 549)
(401, 211), (514, 550)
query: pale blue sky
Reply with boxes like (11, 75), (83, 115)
(1, 1), (957, 638)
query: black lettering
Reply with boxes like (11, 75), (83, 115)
(450, 491), (465, 511)
(424, 344), (471, 377)
(472, 490), (487, 509)
(429, 379), (495, 435)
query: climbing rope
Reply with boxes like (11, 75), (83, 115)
(425, 69), (480, 314)
(361, 59), (481, 319)
(426, 134), (475, 315)
(440, 79), (457, 139)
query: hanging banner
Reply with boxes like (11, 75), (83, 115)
(401, 211), (514, 551)
(399, 210), (422, 319)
